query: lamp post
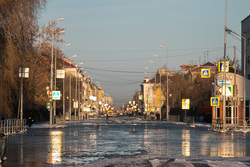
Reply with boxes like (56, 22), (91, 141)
(69, 54), (77, 122)
(150, 61), (157, 115)
(226, 28), (247, 130)
(50, 18), (64, 127)
(144, 67), (150, 120)
(78, 67), (84, 121)
(160, 45), (169, 121)
(75, 63), (83, 121)
(222, 0), (227, 132)
(54, 29), (65, 119)
(62, 43), (71, 120)
(154, 54), (162, 121)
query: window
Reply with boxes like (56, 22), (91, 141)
(246, 107), (249, 118)
(217, 108), (220, 118)
(226, 107), (231, 117)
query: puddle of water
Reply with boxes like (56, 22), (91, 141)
(4, 119), (250, 166)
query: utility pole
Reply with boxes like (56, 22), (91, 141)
(233, 46), (237, 129)
(160, 45), (169, 121)
(222, 0), (227, 131)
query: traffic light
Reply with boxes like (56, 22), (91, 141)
(47, 91), (52, 99)
(46, 101), (51, 110)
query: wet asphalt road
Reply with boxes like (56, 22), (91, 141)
(2, 117), (250, 167)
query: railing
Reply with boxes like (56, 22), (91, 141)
(212, 119), (223, 130)
(183, 116), (195, 124)
(168, 115), (180, 122)
(212, 119), (250, 130)
(0, 119), (26, 135)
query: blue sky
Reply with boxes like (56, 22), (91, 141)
(38, 0), (250, 108)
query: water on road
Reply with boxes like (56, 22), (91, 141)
(3, 117), (250, 166)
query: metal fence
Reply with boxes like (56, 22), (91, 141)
(183, 116), (195, 124)
(212, 119), (224, 130)
(168, 115), (180, 122)
(212, 119), (250, 130)
(0, 119), (26, 135)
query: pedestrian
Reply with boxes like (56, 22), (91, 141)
(0, 133), (6, 163)
(28, 112), (32, 127)
(106, 113), (109, 120)
(156, 112), (159, 121)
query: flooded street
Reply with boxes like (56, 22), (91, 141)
(3, 117), (250, 167)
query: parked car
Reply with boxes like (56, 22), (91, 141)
(107, 110), (113, 117)
(88, 111), (97, 117)
(99, 113), (106, 118)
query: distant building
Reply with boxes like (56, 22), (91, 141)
(241, 15), (250, 79)
(63, 58), (113, 118)
(140, 68), (178, 115)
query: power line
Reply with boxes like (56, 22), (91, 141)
(84, 66), (147, 73)
(70, 46), (240, 62)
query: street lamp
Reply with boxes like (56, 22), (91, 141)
(63, 43), (71, 120)
(160, 45), (169, 121)
(150, 61), (157, 115)
(50, 17), (64, 127)
(226, 28), (247, 130)
(78, 67), (84, 121)
(154, 54), (162, 121)
(75, 63), (83, 121)
(69, 54), (77, 122)
(54, 29), (65, 119)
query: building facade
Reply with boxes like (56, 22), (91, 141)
(63, 58), (113, 120)
(241, 15), (250, 79)
(141, 69), (166, 116)
(212, 72), (250, 126)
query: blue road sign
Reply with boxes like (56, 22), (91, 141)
(201, 69), (210, 78)
(211, 97), (219, 106)
(52, 91), (60, 100)
(218, 80), (230, 85)
(218, 61), (229, 72)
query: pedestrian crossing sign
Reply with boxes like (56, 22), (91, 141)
(219, 85), (233, 96)
(201, 69), (210, 78)
(218, 61), (229, 72)
(182, 99), (190, 110)
(210, 97), (219, 106)
(52, 91), (61, 100)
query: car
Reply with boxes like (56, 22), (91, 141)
(88, 111), (97, 117)
(99, 113), (106, 118)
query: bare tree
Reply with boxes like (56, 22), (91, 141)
(0, 0), (46, 118)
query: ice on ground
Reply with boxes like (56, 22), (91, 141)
(80, 154), (250, 167)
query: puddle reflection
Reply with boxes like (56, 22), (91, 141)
(49, 130), (63, 164)
(142, 126), (249, 158)
(210, 133), (246, 157)
(5, 122), (250, 166)
(182, 130), (190, 156)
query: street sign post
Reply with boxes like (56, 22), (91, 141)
(219, 85), (233, 96)
(56, 69), (65, 79)
(218, 80), (230, 85)
(182, 99), (190, 110)
(210, 97), (220, 106)
(218, 61), (229, 72)
(139, 95), (143, 100)
(201, 69), (210, 78)
(52, 91), (61, 100)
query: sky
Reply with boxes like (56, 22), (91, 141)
(38, 0), (250, 109)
